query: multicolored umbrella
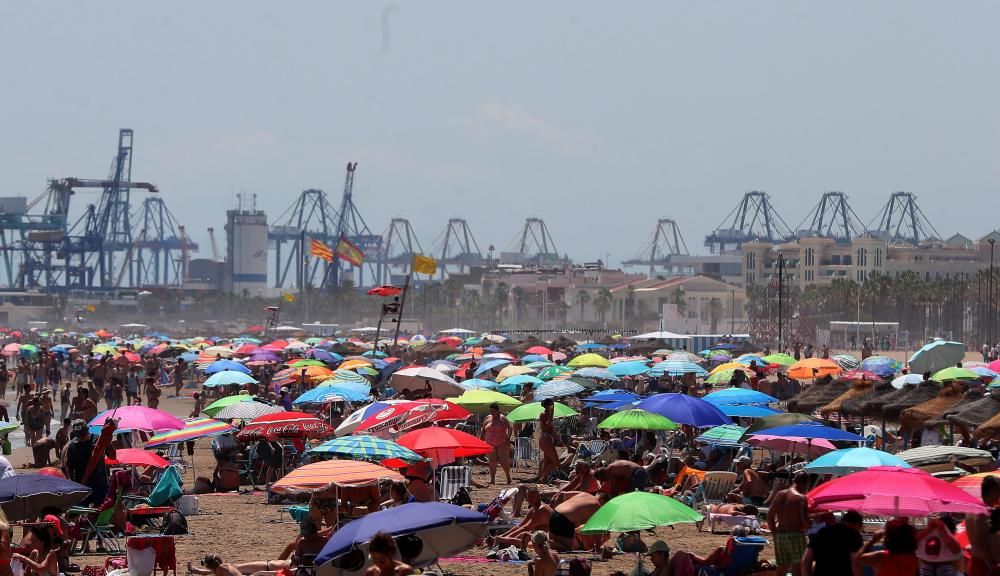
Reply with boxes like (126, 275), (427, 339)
(738, 412), (822, 442)
(838, 369), (883, 383)
(859, 356), (903, 377)
(236, 411), (335, 441)
(597, 409), (676, 431)
(214, 400), (284, 421)
(308, 435), (424, 463)
(580, 492), (702, 534)
(696, 424), (747, 446)
(146, 417), (235, 448)
(271, 459), (403, 493)
(831, 354), (860, 370)
(202, 394), (255, 417)
(506, 401), (579, 423)
(537, 366), (574, 381)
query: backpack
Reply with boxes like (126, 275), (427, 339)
(161, 510), (188, 535)
(449, 486), (473, 507)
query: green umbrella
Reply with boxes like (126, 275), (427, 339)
(738, 413), (821, 443)
(448, 389), (522, 414)
(507, 401), (578, 423)
(526, 361), (556, 370)
(203, 394), (255, 417)
(706, 368), (753, 385)
(537, 366), (573, 381)
(289, 359), (327, 368)
(931, 367), (980, 382)
(597, 409), (676, 431)
(763, 353), (796, 367)
(697, 424), (747, 446)
(565, 376), (601, 390)
(580, 492), (702, 534)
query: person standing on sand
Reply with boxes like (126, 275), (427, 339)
(146, 377), (161, 409)
(767, 471), (810, 576)
(481, 402), (513, 485)
(173, 359), (186, 397)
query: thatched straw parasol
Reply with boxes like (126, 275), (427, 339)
(974, 410), (1000, 440)
(819, 382), (873, 417)
(787, 379), (850, 414)
(898, 383), (965, 432)
(858, 383), (915, 418)
(947, 394), (1000, 431)
(840, 382), (896, 417)
(883, 382), (943, 421)
(927, 389), (984, 427)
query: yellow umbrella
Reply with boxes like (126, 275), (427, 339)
(339, 359), (373, 371)
(496, 365), (536, 383)
(709, 361), (746, 376)
(567, 353), (611, 368)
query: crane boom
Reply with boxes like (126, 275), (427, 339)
(207, 227), (220, 261)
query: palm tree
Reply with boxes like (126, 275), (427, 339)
(575, 290), (591, 321)
(593, 288), (612, 326)
(671, 288), (687, 316)
(709, 297), (724, 333)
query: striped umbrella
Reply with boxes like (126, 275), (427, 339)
(650, 360), (709, 377)
(696, 424), (747, 447)
(203, 394), (255, 417)
(330, 369), (371, 383)
(573, 367), (620, 380)
(214, 401), (284, 421)
(146, 417), (235, 448)
(271, 460), (403, 493)
(831, 354), (860, 370)
(308, 435), (424, 463)
(535, 381), (586, 400)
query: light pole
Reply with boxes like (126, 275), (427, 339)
(777, 251), (784, 353)
(990, 239), (996, 346)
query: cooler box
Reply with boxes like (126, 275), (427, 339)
(177, 495), (199, 515)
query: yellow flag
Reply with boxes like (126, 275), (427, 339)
(411, 254), (437, 275)
(85, 304), (97, 312)
(283, 292), (297, 303)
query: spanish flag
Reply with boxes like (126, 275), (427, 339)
(309, 238), (334, 262)
(411, 254), (437, 276)
(335, 236), (365, 267)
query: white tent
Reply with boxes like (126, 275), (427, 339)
(438, 328), (475, 335)
(629, 331), (690, 340)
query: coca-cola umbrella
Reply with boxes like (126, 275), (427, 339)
(389, 367), (464, 398)
(236, 411), (335, 442)
(354, 402), (445, 436)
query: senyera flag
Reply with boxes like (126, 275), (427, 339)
(310, 238), (334, 262)
(236, 411), (334, 441)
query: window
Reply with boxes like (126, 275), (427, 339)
(874, 248), (882, 267)
(805, 270), (814, 282)
(804, 248), (815, 267)
(746, 253), (756, 270)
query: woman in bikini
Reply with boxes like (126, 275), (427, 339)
(536, 399), (560, 483)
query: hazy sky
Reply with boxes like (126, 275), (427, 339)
(2, 2), (998, 267)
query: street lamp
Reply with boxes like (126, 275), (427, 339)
(777, 251), (784, 353)
(990, 239), (996, 346)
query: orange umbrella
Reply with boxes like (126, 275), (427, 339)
(788, 358), (842, 380)
(339, 359), (373, 372)
(953, 471), (1000, 499)
(282, 365), (334, 385)
(271, 459), (403, 493)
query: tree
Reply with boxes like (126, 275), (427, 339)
(593, 288), (612, 326)
(671, 288), (687, 316)
(575, 290), (591, 320)
(709, 297), (724, 333)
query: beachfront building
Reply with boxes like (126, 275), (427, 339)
(606, 275), (747, 334)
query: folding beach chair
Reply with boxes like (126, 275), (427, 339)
(69, 490), (124, 555)
(697, 536), (769, 576)
(686, 471), (737, 508)
(513, 437), (538, 467)
(436, 466), (472, 502)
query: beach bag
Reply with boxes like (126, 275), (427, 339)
(449, 486), (472, 507)
(160, 510), (187, 535)
(616, 532), (647, 553)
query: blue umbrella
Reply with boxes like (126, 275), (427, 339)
(805, 447), (911, 476)
(308, 435), (424, 462)
(520, 354), (549, 364)
(203, 371), (258, 388)
(702, 387), (777, 406)
(608, 361), (651, 377)
(497, 374), (544, 395)
(294, 386), (369, 405)
(908, 340), (965, 374)
(649, 361), (709, 377)
(0, 474), (91, 520)
(457, 378), (497, 390)
(970, 366), (999, 380)
(735, 355), (767, 366)
(317, 503), (487, 571)
(573, 367), (620, 380)
(585, 390), (639, 404)
(749, 422), (865, 442)
(204, 360), (251, 375)
(717, 405), (782, 418)
(576, 343), (607, 350)
(637, 393), (731, 427)
(859, 356), (903, 377)
(317, 379), (371, 395)
(473, 358), (510, 377)
(307, 349), (343, 363)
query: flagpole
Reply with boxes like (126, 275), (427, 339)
(393, 269), (412, 350)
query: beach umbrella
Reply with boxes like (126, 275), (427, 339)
(859, 356), (903, 377)
(787, 358), (842, 380)
(1, 343), (19, 356)
(203, 359), (251, 375)
(236, 411), (334, 441)
(748, 422), (865, 442)
(506, 401), (578, 423)
(838, 369), (882, 383)
(585, 390), (639, 404)
(390, 366), (464, 397)
(396, 427), (491, 458)
(354, 401), (452, 435)
(307, 349), (343, 363)
(970, 366), (1000, 380)
(702, 387), (777, 406)
(696, 424), (747, 446)
(808, 466), (988, 516)
(573, 367), (619, 381)
(473, 358), (511, 377)
(597, 409), (676, 431)
(564, 376), (602, 390)
(909, 341), (965, 374)
(580, 492), (702, 534)
(735, 355), (768, 366)
(294, 386), (369, 405)
(650, 360), (708, 377)
(406, 399), (471, 423)
(749, 436), (836, 456)
(891, 373), (924, 389)
(567, 353), (611, 368)
(309, 435), (424, 463)
(805, 447), (912, 476)
(495, 365), (535, 382)
(637, 393), (730, 427)
(737, 413), (823, 442)
(0, 475), (91, 521)
(497, 374), (544, 393)
(534, 381), (586, 400)
(203, 371), (257, 388)
(762, 353), (796, 367)
(272, 459), (403, 493)
(953, 471), (1000, 499)
(90, 406), (184, 432)
(705, 368), (754, 385)
(214, 400), (283, 421)
(448, 390), (522, 414)
(831, 354), (860, 370)
(457, 378), (496, 390)
(107, 448), (169, 469)
(289, 359), (328, 368)
(608, 361), (650, 377)
(526, 345), (553, 355)
(146, 417), (235, 448)
(203, 394), (255, 417)
(316, 503), (487, 574)
(710, 361), (752, 375)
(537, 366), (574, 381)
(317, 378), (371, 395)
(718, 405), (782, 418)
(335, 401), (409, 436)
(665, 352), (704, 364)
(931, 367), (981, 382)
(520, 355), (549, 365)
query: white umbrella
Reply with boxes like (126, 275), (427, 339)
(390, 367), (463, 397)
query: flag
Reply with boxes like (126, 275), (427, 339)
(411, 254), (437, 276)
(309, 238), (334, 262)
(283, 292), (297, 303)
(85, 304), (97, 312)
(335, 237), (364, 267)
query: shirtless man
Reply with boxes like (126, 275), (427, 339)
(187, 555), (242, 576)
(512, 460), (599, 516)
(547, 491), (609, 552)
(490, 486), (553, 548)
(767, 471), (810, 576)
(528, 531), (559, 576)
(967, 475), (1000, 576)
(730, 456), (768, 505)
(71, 388), (98, 423)
(594, 459), (661, 496)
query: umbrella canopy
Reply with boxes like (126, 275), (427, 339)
(702, 387), (777, 406)
(909, 341), (965, 374)
(309, 435), (424, 463)
(580, 492), (702, 534)
(534, 381), (586, 400)
(696, 424), (747, 447)
(146, 417), (235, 448)
(457, 378), (497, 390)
(749, 422), (865, 442)
(763, 353), (796, 367)
(214, 400), (284, 421)
(91, 406), (184, 432)
(497, 374), (544, 394)
(272, 459), (403, 493)
(237, 411), (334, 441)
(706, 368), (755, 385)
(317, 503), (487, 573)
(396, 427), (492, 458)
(507, 401), (579, 423)
(649, 360), (709, 377)
(0, 475), (91, 521)
(567, 353), (611, 368)
(808, 466), (988, 516)
(805, 447), (912, 476)
(891, 374), (925, 389)
(953, 471), (1000, 500)
(495, 365), (536, 382)
(607, 361), (650, 377)
(294, 386), (369, 405)
(931, 367), (981, 382)
(107, 448), (169, 468)
(473, 358), (511, 377)
(637, 393), (730, 427)
(354, 401), (448, 435)
(718, 405), (782, 418)
(203, 371), (258, 388)
(526, 345), (553, 355)
(390, 367), (464, 397)
(749, 435), (836, 456)
(787, 358), (842, 380)
(859, 356), (903, 377)
(204, 359), (252, 375)
(572, 367), (619, 381)
(737, 412), (822, 442)
(448, 390), (522, 414)
(597, 409), (676, 431)
(538, 366), (574, 381)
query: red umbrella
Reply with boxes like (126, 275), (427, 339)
(408, 399), (472, 423)
(808, 466), (988, 517)
(354, 402), (441, 435)
(526, 346), (553, 355)
(106, 448), (169, 468)
(367, 285), (403, 297)
(839, 369), (881, 382)
(237, 411), (334, 441)
(246, 325), (265, 332)
(234, 344), (259, 355)
(396, 427), (491, 458)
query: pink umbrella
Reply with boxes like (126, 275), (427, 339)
(89, 406), (185, 432)
(747, 435), (835, 457)
(808, 466), (988, 517)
